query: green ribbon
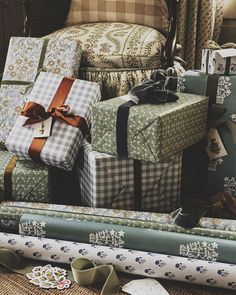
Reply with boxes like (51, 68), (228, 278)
(0, 248), (120, 295)
(206, 40), (236, 50)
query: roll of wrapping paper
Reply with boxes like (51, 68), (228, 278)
(19, 213), (236, 264)
(1, 202), (236, 240)
(0, 232), (236, 290)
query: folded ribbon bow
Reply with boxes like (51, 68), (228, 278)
(129, 69), (179, 104)
(22, 102), (84, 129)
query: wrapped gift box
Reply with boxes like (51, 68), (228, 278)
(76, 140), (182, 212)
(0, 37), (82, 146)
(0, 148), (79, 203)
(178, 70), (236, 197)
(0, 149), (51, 202)
(6, 72), (101, 170)
(91, 93), (208, 163)
(201, 48), (236, 75)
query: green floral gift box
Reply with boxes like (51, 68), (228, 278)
(91, 93), (208, 163)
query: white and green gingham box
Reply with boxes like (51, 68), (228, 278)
(76, 140), (182, 212)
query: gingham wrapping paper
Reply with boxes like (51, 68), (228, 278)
(6, 72), (101, 170)
(66, 0), (169, 33)
(76, 140), (182, 212)
(1, 233), (236, 290)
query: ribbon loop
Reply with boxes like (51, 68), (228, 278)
(206, 40), (236, 50)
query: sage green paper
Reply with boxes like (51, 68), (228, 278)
(91, 93), (208, 162)
(19, 213), (236, 264)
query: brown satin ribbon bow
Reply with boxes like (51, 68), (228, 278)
(22, 102), (83, 128)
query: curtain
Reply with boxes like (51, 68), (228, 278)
(177, 0), (224, 69)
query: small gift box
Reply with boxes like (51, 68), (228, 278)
(0, 37), (82, 146)
(91, 92), (208, 163)
(6, 72), (101, 170)
(76, 140), (182, 212)
(201, 41), (236, 75)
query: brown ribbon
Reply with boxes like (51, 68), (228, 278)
(21, 77), (88, 162)
(3, 156), (18, 199)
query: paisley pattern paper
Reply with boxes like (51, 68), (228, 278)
(1, 232), (236, 290)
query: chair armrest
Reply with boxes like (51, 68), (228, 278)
(161, 0), (179, 69)
(20, 0), (71, 37)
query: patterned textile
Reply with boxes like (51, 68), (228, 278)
(0, 37), (82, 145)
(46, 23), (166, 69)
(65, 0), (169, 34)
(6, 72), (101, 170)
(76, 140), (181, 212)
(177, 0), (224, 69)
(91, 93), (208, 163)
(1, 233), (236, 290)
(0, 150), (50, 203)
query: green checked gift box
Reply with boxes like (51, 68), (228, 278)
(178, 70), (236, 197)
(91, 93), (208, 163)
(0, 36), (82, 146)
(76, 140), (182, 212)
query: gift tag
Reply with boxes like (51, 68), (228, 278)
(122, 278), (169, 295)
(33, 117), (52, 138)
(206, 128), (228, 160)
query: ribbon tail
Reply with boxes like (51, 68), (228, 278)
(71, 258), (120, 295)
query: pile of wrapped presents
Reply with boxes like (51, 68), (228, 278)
(0, 37), (236, 292)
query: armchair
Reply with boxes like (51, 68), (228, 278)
(22, 0), (179, 99)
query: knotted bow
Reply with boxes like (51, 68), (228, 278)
(129, 69), (179, 104)
(206, 40), (236, 50)
(21, 102), (83, 128)
(172, 192), (236, 229)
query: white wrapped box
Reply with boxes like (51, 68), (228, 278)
(76, 140), (182, 212)
(6, 72), (101, 170)
(201, 48), (236, 75)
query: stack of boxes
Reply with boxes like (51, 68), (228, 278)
(179, 45), (236, 200)
(0, 36), (210, 212)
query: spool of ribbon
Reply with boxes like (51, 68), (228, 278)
(21, 77), (88, 163)
(0, 248), (120, 295)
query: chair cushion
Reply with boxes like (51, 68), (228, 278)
(66, 0), (169, 34)
(47, 22), (166, 69)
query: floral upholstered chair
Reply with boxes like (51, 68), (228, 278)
(24, 0), (178, 99)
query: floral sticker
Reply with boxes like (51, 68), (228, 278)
(26, 264), (71, 290)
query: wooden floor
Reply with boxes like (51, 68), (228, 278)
(0, 266), (235, 295)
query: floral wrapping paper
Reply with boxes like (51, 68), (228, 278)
(0, 150), (51, 203)
(6, 72), (101, 170)
(91, 93), (208, 163)
(76, 140), (181, 212)
(178, 70), (236, 197)
(0, 37), (82, 146)
(0, 232), (236, 290)
(18, 213), (236, 264)
(1, 202), (236, 241)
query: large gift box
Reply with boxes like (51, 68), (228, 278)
(201, 47), (236, 75)
(178, 70), (236, 197)
(0, 37), (82, 146)
(91, 93), (208, 163)
(6, 72), (101, 170)
(76, 140), (182, 212)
